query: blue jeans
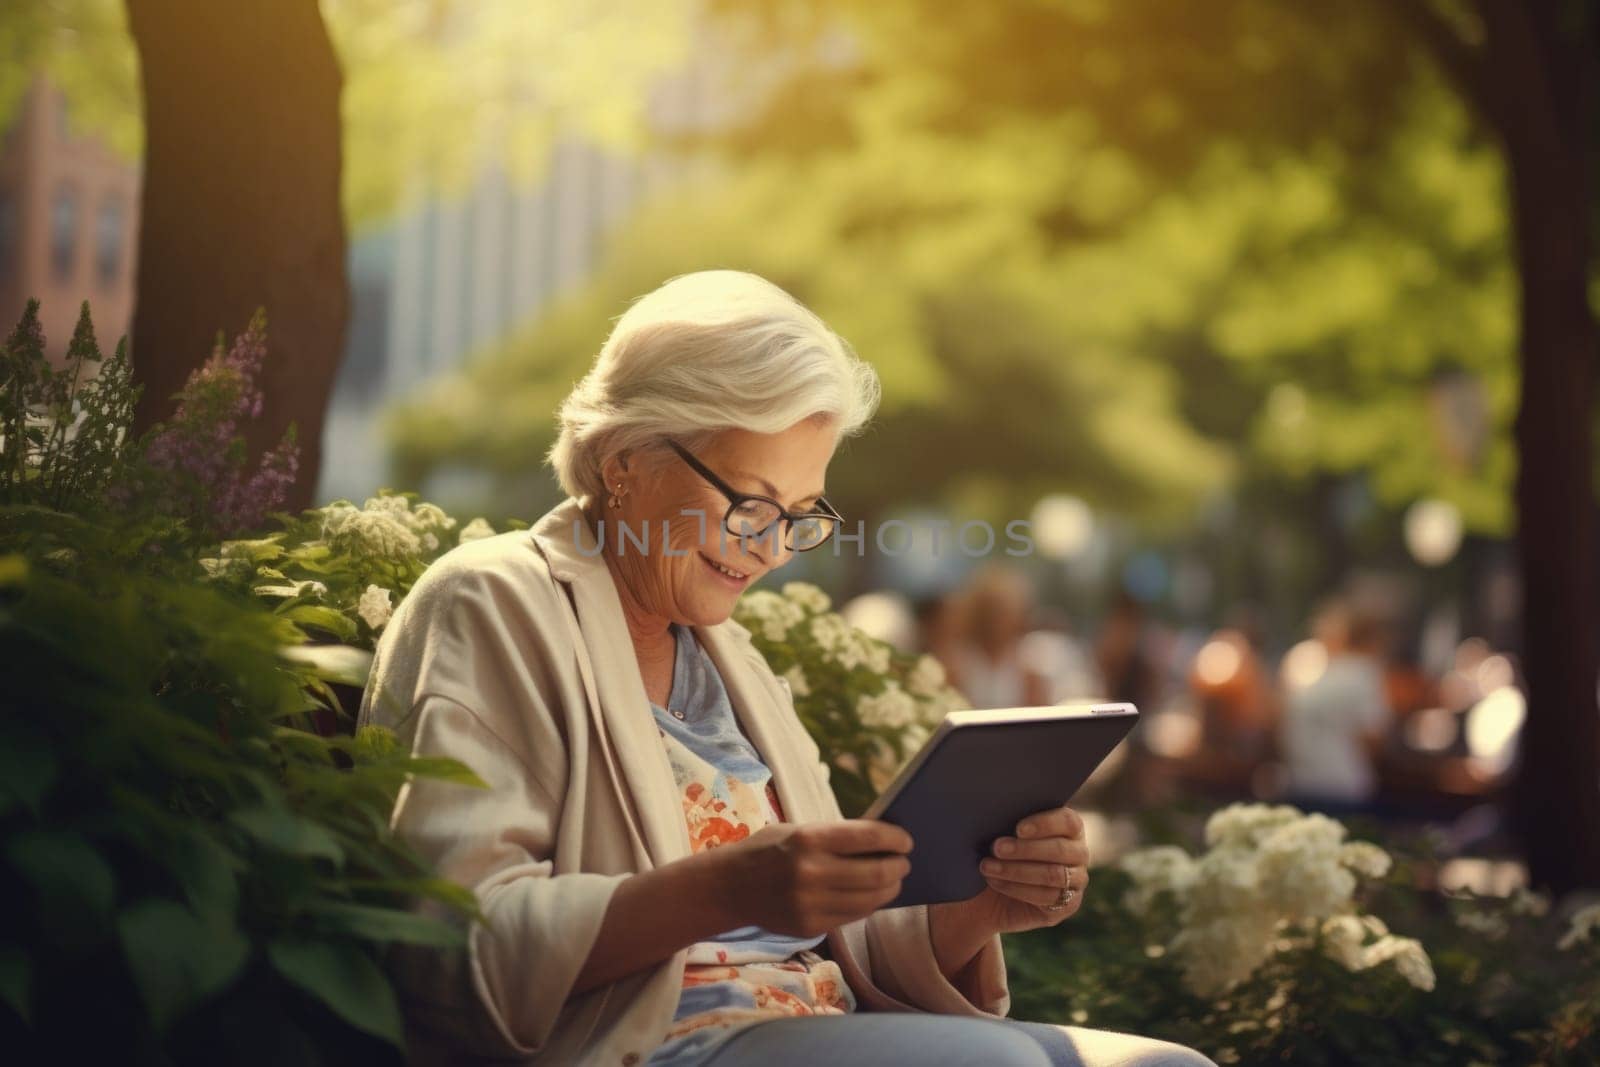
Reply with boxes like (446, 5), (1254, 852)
(697, 1014), (1215, 1067)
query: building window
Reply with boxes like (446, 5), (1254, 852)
(51, 185), (79, 282)
(95, 197), (124, 286)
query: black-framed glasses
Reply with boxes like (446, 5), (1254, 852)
(665, 439), (843, 552)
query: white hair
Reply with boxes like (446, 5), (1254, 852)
(548, 270), (881, 505)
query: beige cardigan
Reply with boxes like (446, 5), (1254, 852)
(358, 496), (1010, 1066)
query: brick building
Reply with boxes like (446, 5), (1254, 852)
(0, 74), (141, 363)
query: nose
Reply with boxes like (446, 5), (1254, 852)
(766, 526), (798, 569)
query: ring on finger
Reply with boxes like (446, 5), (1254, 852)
(1044, 866), (1079, 911)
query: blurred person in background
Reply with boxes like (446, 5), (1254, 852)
(1096, 590), (1161, 714)
(1183, 616), (1278, 800)
(912, 590), (970, 697)
(1280, 599), (1394, 814)
(950, 563), (1052, 709)
(1019, 604), (1104, 704)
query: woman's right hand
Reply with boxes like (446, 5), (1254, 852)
(708, 820), (914, 937)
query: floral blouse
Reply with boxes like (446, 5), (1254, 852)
(645, 622), (857, 1066)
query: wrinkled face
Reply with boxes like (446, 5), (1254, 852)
(602, 417), (836, 627)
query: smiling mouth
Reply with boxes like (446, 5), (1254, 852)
(700, 553), (752, 582)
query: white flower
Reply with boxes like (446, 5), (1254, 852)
(1454, 909), (1509, 939)
(1510, 887), (1551, 918)
(901, 722), (931, 751)
(1255, 814), (1355, 920)
(781, 581), (831, 614)
(809, 613), (852, 654)
(408, 501), (457, 532)
(1320, 915), (1369, 971)
(321, 499), (422, 559)
(319, 501), (359, 538)
(741, 590), (806, 642)
(1204, 803), (1304, 850)
(364, 494), (411, 518)
(1559, 902), (1600, 950)
(1362, 935), (1436, 991)
(815, 621), (889, 674)
(1141, 804), (1401, 998)
(782, 664), (811, 698)
(1119, 845), (1199, 917)
(907, 654), (947, 697)
(1171, 914), (1279, 997)
(423, 531), (439, 552)
(1339, 841), (1393, 880)
(929, 686), (971, 716)
(458, 517), (496, 544)
(857, 682), (918, 730)
(358, 584), (394, 631)
(862, 638), (892, 675)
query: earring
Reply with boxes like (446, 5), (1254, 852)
(607, 482), (624, 509)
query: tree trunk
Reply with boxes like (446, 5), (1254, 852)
(126, 0), (347, 512)
(1481, 1), (1600, 892)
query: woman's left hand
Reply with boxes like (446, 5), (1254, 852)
(962, 804), (1091, 934)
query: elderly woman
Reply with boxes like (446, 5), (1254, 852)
(359, 271), (1212, 1067)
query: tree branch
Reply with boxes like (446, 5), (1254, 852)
(1390, 0), (1499, 129)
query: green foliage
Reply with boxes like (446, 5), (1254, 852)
(0, 0), (140, 159)
(2, 301), (304, 545)
(386, 0), (1518, 535)
(198, 495), (514, 671)
(0, 301), (484, 1063)
(0, 300), (140, 513)
(2, 1), (699, 231)
(0, 531), (481, 1061)
(323, 0), (702, 229)
(384, 174), (1236, 528)
(716, 0), (1516, 530)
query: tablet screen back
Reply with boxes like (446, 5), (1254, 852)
(867, 705), (1138, 909)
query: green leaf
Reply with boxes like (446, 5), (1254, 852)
(0, 554), (28, 586)
(303, 901), (466, 947)
(398, 757), (489, 789)
(351, 724), (402, 760)
(282, 603), (358, 641)
(7, 830), (116, 925)
(218, 534), (286, 562)
(279, 642), (373, 686)
(0, 945), (31, 1023)
(0, 719), (57, 813)
(228, 804), (345, 866)
(339, 876), (480, 914)
(267, 938), (402, 1047)
(118, 899), (250, 1033)
(166, 834), (240, 922)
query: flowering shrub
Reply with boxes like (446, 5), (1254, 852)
(732, 581), (969, 817)
(1118, 805), (1431, 997)
(0, 301), (480, 1063)
(198, 493), (514, 666)
(1, 300), (297, 542)
(1, 300), (139, 512)
(137, 310), (300, 538)
(1004, 805), (1600, 1065)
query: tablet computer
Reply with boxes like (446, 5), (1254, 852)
(862, 702), (1139, 909)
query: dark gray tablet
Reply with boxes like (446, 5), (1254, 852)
(862, 702), (1139, 909)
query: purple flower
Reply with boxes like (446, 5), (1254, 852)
(141, 310), (300, 538)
